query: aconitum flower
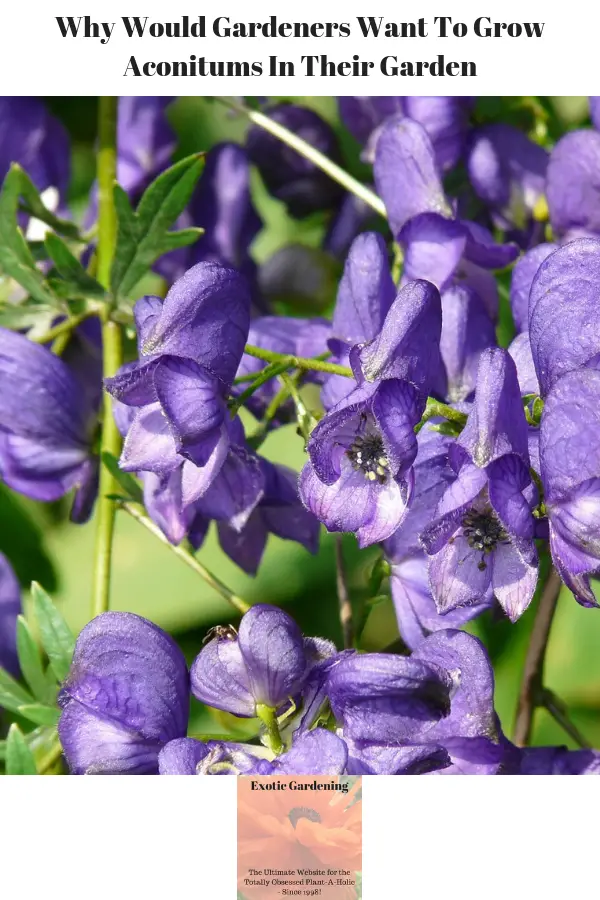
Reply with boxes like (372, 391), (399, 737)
(422, 349), (538, 621)
(158, 728), (347, 776)
(247, 103), (344, 217)
(330, 629), (503, 775)
(546, 129), (600, 241)
(591, 97), (600, 131)
(156, 143), (262, 286)
(321, 232), (395, 411)
(300, 279), (444, 547)
(466, 123), (548, 238)
(0, 97), (70, 204)
(339, 96), (473, 171)
(191, 604), (310, 716)
(0, 328), (99, 522)
(58, 612), (189, 775)
(117, 97), (176, 200)
(529, 238), (600, 396)
(106, 263), (259, 514)
(374, 117), (518, 300)
(217, 460), (320, 575)
(540, 367), (600, 606)
(0, 553), (21, 679)
(384, 429), (493, 650)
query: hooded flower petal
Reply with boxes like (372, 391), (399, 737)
(140, 261), (251, 387)
(331, 232), (395, 345)
(399, 213), (467, 291)
(547, 130), (600, 239)
(508, 332), (540, 396)
(158, 737), (214, 775)
(529, 238), (600, 395)
(328, 652), (453, 744)
(509, 243), (557, 333)
(275, 729), (348, 775)
(237, 604), (307, 709)
(58, 612), (189, 774)
(190, 635), (256, 717)
(458, 348), (529, 467)
(0, 553), (21, 678)
(440, 284), (497, 402)
(374, 116), (451, 235)
(356, 279), (444, 394)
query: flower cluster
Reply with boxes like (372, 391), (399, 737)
(2, 95), (600, 774)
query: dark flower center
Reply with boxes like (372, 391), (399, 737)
(347, 433), (389, 483)
(462, 508), (508, 570)
(288, 806), (322, 829)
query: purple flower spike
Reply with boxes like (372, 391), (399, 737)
(529, 238), (600, 396)
(374, 116), (451, 236)
(332, 232), (395, 346)
(190, 605), (308, 716)
(509, 243), (557, 333)
(58, 612), (189, 775)
(0, 553), (21, 679)
(547, 130), (600, 240)
(0, 328), (98, 518)
(540, 368), (600, 606)
(467, 124), (548, 231)
(327, 651), (453, 744)
(247, 104), (344, 218)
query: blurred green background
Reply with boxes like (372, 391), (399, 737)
(5, 95), (600, 748)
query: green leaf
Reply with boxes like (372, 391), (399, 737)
(16, 616), (52, 703)
(17, 704), (60, 727)
(0, 167), (59, 306)
(0, 666), (34, 714)
(111, 154), (204, 301)
(30, 582), (75, 684)
(14, 165), (83, 242)
(45, 233), (107, 301)
(102, 452), (144, 504)
(5, 724), (38, 775)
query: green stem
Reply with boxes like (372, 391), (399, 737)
(91, 97), (122, 619)
(119, 500), (251, 615)
(31, 309), (98, 345)
(256, 703), (284, 755)
(244, 343), (353, 378)
(230, 358), (294, 416)
(415, 398), (468, 433)
(218, 98), (387, 219)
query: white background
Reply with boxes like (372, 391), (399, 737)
(1, 775), (597, 898)
(0, 0), (598, 94)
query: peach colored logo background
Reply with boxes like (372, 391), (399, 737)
(237, 776), (362, 900)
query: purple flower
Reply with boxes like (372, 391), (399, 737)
(247, 104), (344, 218)
(0, 97), (70, 203)
(439, 284), (497, 403)
(466, 124), (548, 235)
(546, 130), (600, 242)
(321, 232), (395, 411)
(117, 97), (176, 200)
(58, 612), (189, 775)
(190, 604), (308, 716)
(509, 243), (557, 333)
(0, 328), (99, 522)
(0, 553), (21, 679)
(300, 279), (443, 547)
(591, 97), (600, 131)
(528, 238), (600, 396)
(159, 728), (347, 776)
(332, 629), (503, 775)
(155, 143), (262, 286)
(374, 117), (517, 296)
(217, 460), (320, 575)
(339, 96), (473, 171)
(384, 429), (493, 649)
(540, 367), (600, 607)
(422, 349), (538, 621)
(508, 745), (600, 775)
